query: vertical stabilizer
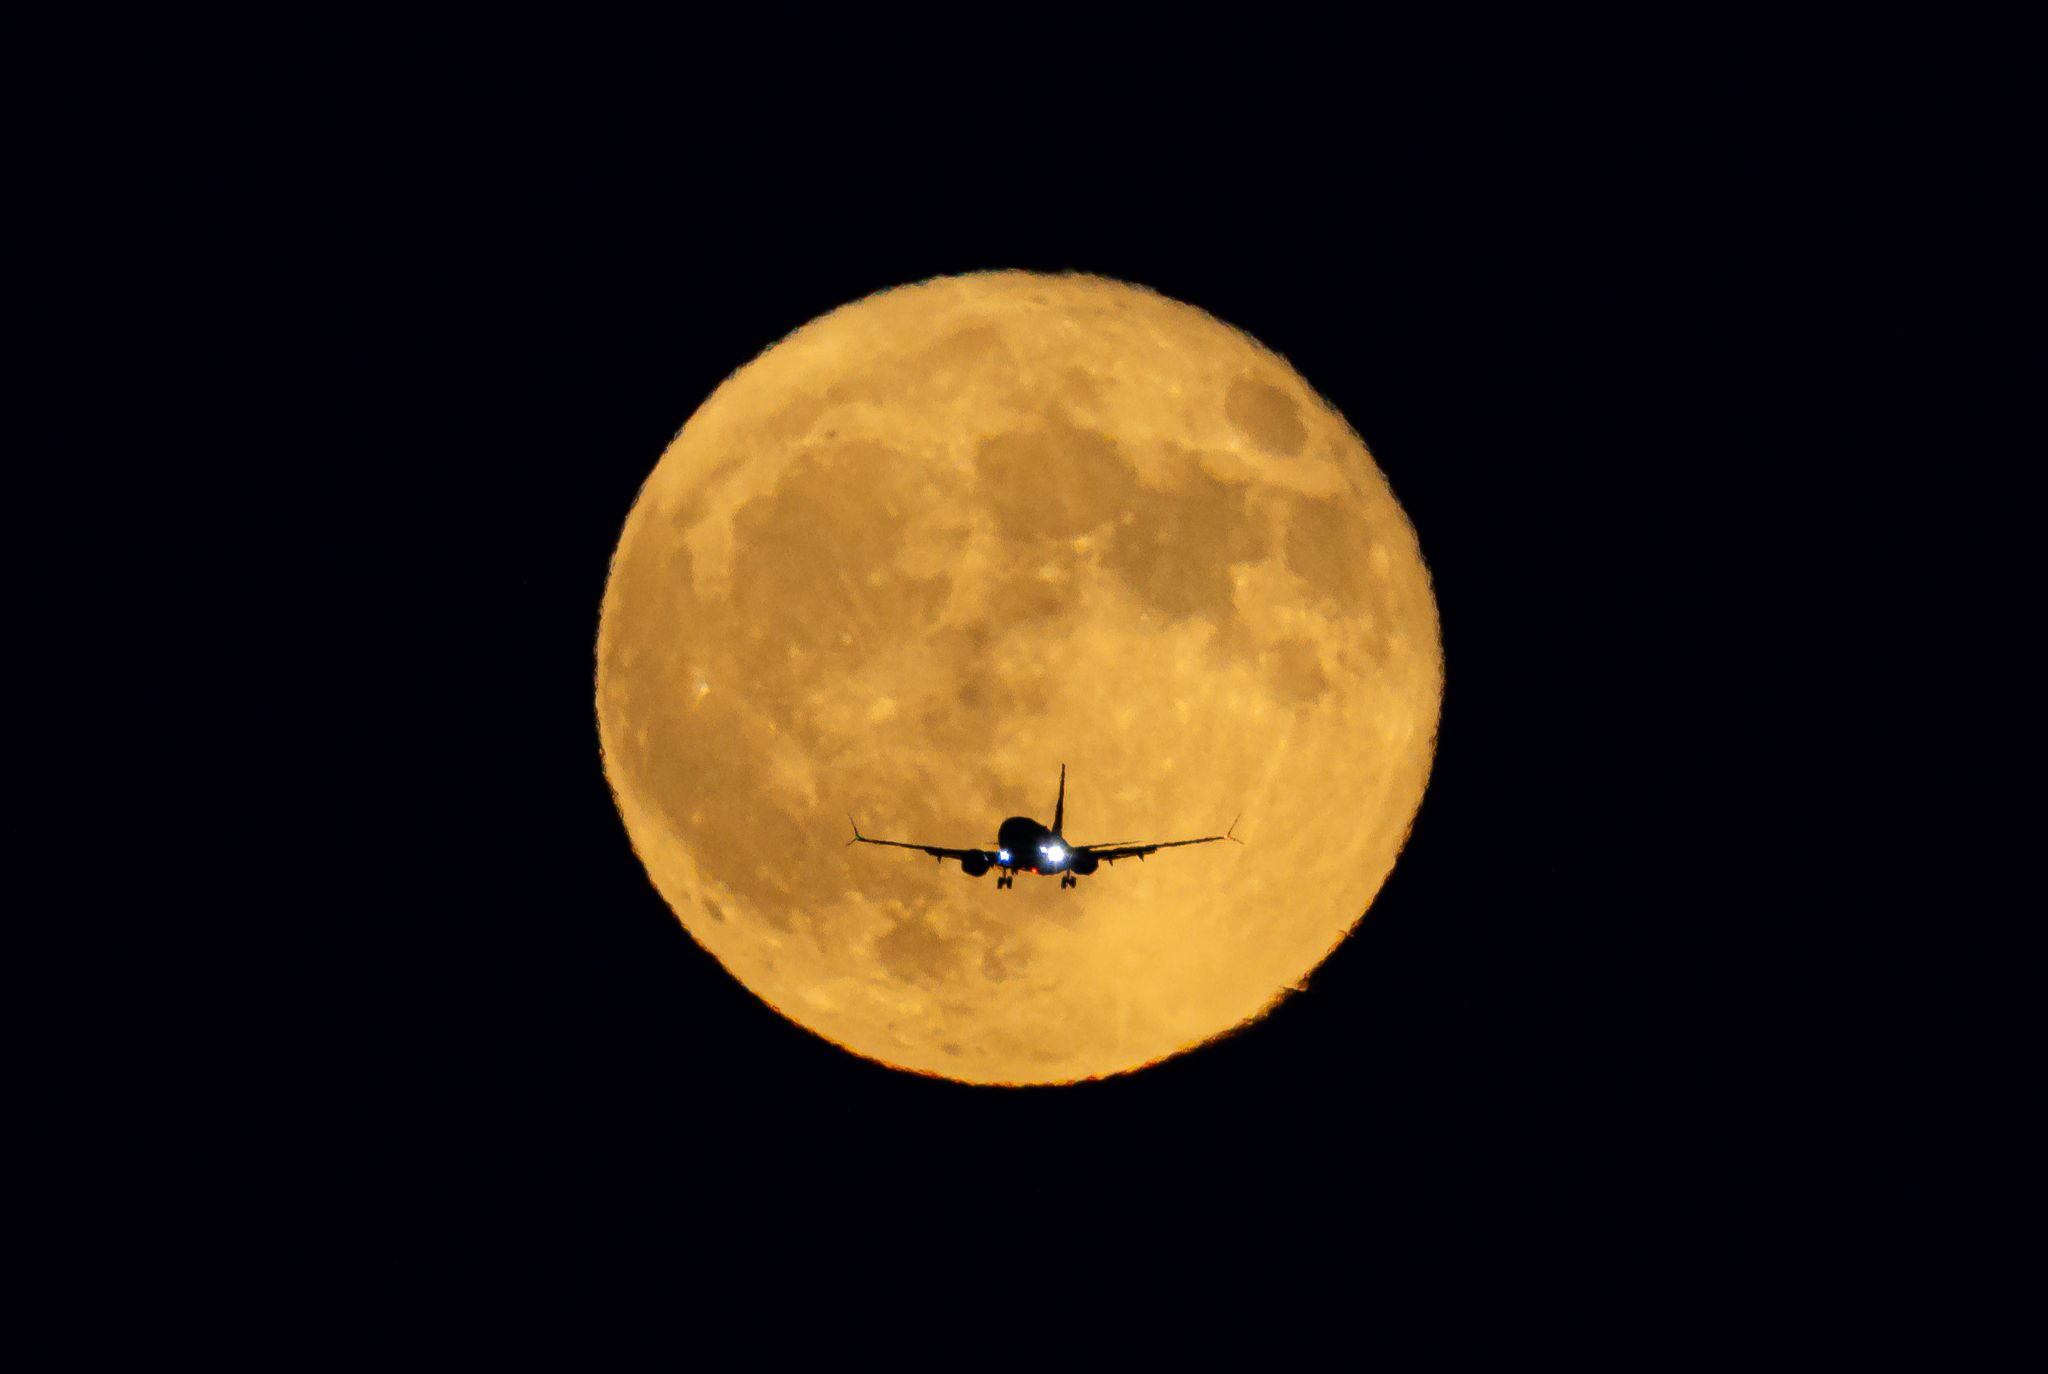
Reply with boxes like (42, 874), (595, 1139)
(1053, 763), (1066, 835)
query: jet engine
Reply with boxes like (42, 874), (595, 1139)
(1068, 851), (1099, 876)
(960, 852), (991, 877)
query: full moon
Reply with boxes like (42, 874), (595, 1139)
(596, 271), (1441, 1084)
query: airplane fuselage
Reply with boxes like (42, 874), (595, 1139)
(996, 816), (1069, 874)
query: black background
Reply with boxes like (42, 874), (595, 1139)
(174, 64), (2016, 1272)
(328, 169), (1744, 1225)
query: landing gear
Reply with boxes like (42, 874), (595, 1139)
(1060, 875), (1077, 890)
(996, 874), (1013, 890)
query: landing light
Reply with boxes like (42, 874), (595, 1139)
(1045, 843), (1066, 863)
(998, 849), (1010, 864)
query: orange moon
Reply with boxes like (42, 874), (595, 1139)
(596, 271), (1441, 1084)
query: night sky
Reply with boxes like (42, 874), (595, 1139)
(202, 75), (2004, 1266)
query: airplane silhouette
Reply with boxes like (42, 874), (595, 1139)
(848, 764), (1240, 889)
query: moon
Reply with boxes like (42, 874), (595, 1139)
(596, 271), (1441, 1085)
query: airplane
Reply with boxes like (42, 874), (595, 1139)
(848, 764), (1240, 890)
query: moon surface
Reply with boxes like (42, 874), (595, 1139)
(596, 271), (1441, 1085)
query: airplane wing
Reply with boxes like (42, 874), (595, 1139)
(846, 816), (993, 865)
(1076, 816), (1243, 865)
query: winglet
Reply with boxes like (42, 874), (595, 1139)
(847, 813), (865, 846)
(1226, 814), (1244, 844)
